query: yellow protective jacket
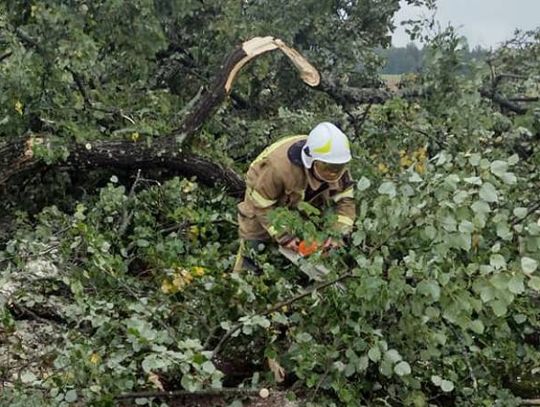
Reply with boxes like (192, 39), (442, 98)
(237, 135), (356, 242)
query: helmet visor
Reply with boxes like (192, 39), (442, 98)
(313, 161), (348, 182)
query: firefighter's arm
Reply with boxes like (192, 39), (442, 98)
(246, 166), (292, 244)
(331, 184), (356, 235)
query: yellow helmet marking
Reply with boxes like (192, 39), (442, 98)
(313, 139), (332, 154)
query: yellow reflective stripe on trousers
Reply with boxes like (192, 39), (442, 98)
(248, 187), (277, 208)
(337, 215), (354, 226)
(250, 135), (307, 167)
(332, 187), (354, 202)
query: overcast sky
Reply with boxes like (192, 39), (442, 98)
(392, 0), (540, 49)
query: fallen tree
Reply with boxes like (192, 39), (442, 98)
(1, 35), (534, 200)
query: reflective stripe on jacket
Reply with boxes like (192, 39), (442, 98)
(238, 135), (356, 241)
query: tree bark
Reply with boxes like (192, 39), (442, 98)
(0, 135), (246, 197)
(69, 139), (246, 196)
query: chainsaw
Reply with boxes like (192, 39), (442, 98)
(278, 243), (330, 281)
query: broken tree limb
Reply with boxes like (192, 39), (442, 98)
(172, 36), (320, 145)
(68, 138), (246, 196)
(479, 88), (530, 115)
(0, 135), (246, 197)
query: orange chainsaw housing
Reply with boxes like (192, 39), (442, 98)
(297, 240), (319, 256)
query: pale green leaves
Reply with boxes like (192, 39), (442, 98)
(521, 257), (538, 275)
(357, 176), (371, 191)
(201, 361), (216, 374)
(469, 319), (485, 334)
(378, 181), (396, 198)
(417, 280), (441, 301)
(20, 371), (38, 384)
(468, 153), (481, 166)
(368, 346), (381, 362)
(490, 160), (517, 184)
(490, 300), (507, 317)
(394, 361), (411, 376)
(479, 182), (498, 203)
(508, 275), (525, 294)
(528, 276), (540, 291)
(64, 390), (78, 403)
(513, 207), (528, 219)
(441, 380), (455, 392)
(471, 200), (490, 215)
(431, 376), (454, 392)
(490, 160), (508, 177)
(489, 254), (506, 270)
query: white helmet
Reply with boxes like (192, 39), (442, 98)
(301, 122), (351, 169)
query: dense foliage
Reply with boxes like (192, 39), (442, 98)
(1, 1), (540, 406)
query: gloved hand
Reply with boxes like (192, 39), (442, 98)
(278, 234), (300, 251)
(322, 237), (344, 252)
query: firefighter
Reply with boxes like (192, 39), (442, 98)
(234, 122), (356, 271)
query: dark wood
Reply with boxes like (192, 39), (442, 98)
(68, 139), (246, 196)
(0, 135), (246, 197)
(172, 47), (248, 144)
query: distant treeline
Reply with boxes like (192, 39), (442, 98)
(377, 43), (489, 74)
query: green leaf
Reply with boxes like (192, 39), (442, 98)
(181, 374), (199, 392)
(357, 176), (371, 191)
(508, 154), (519, 165)
(479, 182), (498, 203)
(490, 254), (506, 270)
(458, 220), (474, 233)
(491, 300), (507, 317)
(368, 346), (381, 362)
(417, 280), (441, 301)
(251, 315), (271, 328)
(469, 319), (485, 334)
(296, 332), (313, 343)
(409, 172), (423, 183)
(378, 181), (396, 198)
(297, 201), (320, 216)
(508, 275), (525, 294)
(500, 172), (517, 184)
(471, 200), (491, 215)
(453, 190), (469, 204)
(65, 390), (78, 403)
(513, 207), (528, 219)
(136, 239), (150, 248)
(20, 371), (37, 384)
(521, 257), (538, 274)
(393, 361), (411, 376)
(201, 361), (216, 374)
(464, 176), (482, 185)
(440, 380), (455, 392)
(513, 314), (527, 324)
(468, 153), (481, 166)
(528, 276), (540, 291)
(384, 349), (402, 363)
(490, 160), (508, 177)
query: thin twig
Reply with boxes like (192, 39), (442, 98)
(116, 387), (265, 400)
(211, 270), (354, 358)
(0, 51), (12, 62)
